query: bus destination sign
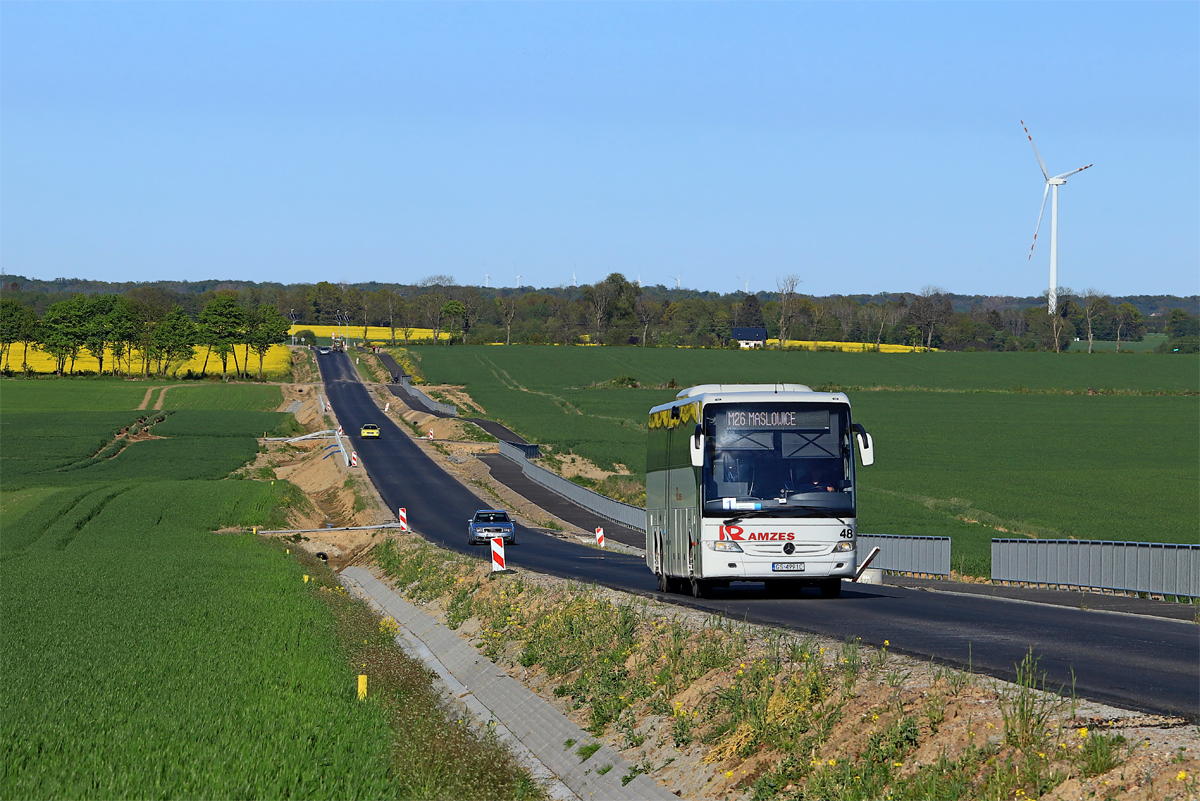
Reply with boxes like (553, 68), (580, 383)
(723, 408), (829, 430)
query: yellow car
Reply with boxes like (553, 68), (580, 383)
(360, 424), (380, 439)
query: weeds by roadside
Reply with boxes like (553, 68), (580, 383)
(367, 535), (1195, 801)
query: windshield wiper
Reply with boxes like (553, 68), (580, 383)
(722, 505), (831, 526)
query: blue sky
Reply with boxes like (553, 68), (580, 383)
(2, 2), (1196, 297)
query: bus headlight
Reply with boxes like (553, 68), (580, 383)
(705, 541), (744, 553)
(833, 541), (855, 552)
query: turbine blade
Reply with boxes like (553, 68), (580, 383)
(1053, 164), (1093, 180)
(1021, 120), (1050, 180)
(1028, 183), (1050, 260)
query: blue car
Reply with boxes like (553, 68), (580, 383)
(468, 510), (515, 546)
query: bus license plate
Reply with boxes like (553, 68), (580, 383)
(772, 562), (805, 572)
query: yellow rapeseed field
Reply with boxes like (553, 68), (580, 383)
(289, 324), (449, 343)
(773, 339), (931, 353)
(11, 344), (293, 379)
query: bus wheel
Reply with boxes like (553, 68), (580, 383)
(690, 577), (711, 598)
(819, 579), (843, 599)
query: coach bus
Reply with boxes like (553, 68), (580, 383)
(646, 384), (874, 598)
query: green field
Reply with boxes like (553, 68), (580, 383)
(159, 383), (283, 410)
(407, 346), (1199, 573)
(0, 381), (538, 798)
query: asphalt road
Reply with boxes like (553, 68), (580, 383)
(320, 352), (1199, 720)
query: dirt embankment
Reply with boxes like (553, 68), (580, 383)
(239, 382), (399, 570)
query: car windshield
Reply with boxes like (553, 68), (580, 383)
(702, 402), (855, 517)
(363, 425), (377, 429)
(474, 512), (510, 524)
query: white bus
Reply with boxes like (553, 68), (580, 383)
(646, 384), (874, 598)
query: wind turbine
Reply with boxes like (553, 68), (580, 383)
(1022, 121), (1092, 315)
(572, 265), (577, 288)
(485, 273), (490, 288)
(672, 272), (682, 290)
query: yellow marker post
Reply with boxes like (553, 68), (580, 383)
(358, 675), (367, 700)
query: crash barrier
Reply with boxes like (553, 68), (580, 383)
(856, 533), (951, 578)
(397, 377), (458, 417)
(334, 425), (351, 467)
(992, 539), (1200, 599)
(505, 442), (542, 459)
(497, 440), (644, 531)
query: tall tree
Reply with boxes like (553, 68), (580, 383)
(153, 307), (197, 376)
(907, 288), (954, 349)
(1112, 302), (1144, 351)
(0, 298), (23, 369)
(739, 294), (765, 328)
(496, 294), (519, 345)
(198, 294), (246, 381)
(248, 305), (291, 380)
(82, 294), (121, 374)
(455, 287), (485, 344)
(634, 295), (662, 346)
(1078, 290), (1110, 354)
(775, 275), (802, 346)
(38, 296), (88, 374)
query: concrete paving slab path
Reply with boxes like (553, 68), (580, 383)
(340, 567), (678, 801)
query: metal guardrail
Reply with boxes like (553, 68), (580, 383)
(505, 442), (541, 459)
(334, 425), (350, 466)
(992, 538), (1200, 599)
(497, 440), (644, 530)
(398, 377), (458, 417)
(857, 533), (951, 577)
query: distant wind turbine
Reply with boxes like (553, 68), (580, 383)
(485, 273), (490, 288)
(572, 266), (577, 288)
(1022, 120), (1093, 315)
(672, 272), (682, 290)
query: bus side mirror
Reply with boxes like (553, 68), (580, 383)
(689, 425), (704, 467)
(856, 432), (874, 466)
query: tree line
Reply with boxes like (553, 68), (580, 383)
(0, 292), (290, 379)
(3, 277), (1195, 371)
(283, 275), (1165, 353)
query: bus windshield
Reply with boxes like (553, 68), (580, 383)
(701, 402), (854, 517)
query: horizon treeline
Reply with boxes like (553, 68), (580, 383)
(2, 274), (1197, 362)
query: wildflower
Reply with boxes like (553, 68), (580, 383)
(828, 759), (837, 766)
(725, 771), (733, 778)
(872, 713), (879, 722)
(1038, 753), (1045, 759)
(884, 640), (889, 646)
(892, 761), (902, 767)
(987, 723), (994, 729)
(1077, 727), (1088, 738)
(1178, 771), (1188, 781)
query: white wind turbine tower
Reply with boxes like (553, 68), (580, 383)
(1022, 120), (1092, 315)
(485, 273), (490, 288)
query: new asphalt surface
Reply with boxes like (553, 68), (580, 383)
(319, 351), (1199, 720)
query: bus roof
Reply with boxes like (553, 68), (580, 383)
(650, 385), (850, 416)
